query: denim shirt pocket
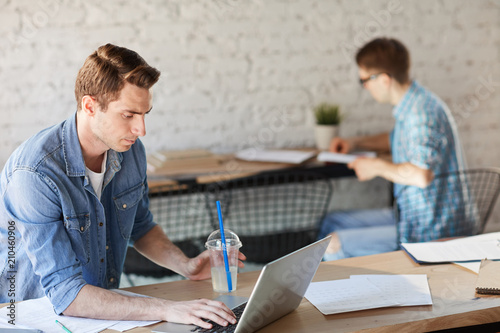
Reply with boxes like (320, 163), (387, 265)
(113, 182), (145, 240)
(64, 213), (91, 264)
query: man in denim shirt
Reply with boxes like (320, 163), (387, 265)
(0, 44), (242, 329)
(318, 38), (466, 260)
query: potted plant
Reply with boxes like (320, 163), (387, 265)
(313, 103), (342, 150)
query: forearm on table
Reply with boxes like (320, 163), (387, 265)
(133, 225), (189, 276)
(63, 284), (171, 320)
(351, 132), (390, 153)
(377, 160), (434, 188)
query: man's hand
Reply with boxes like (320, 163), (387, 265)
(184, 250), (247, 281)
(347, 157), (383, 181)
(164, 298), (237, 329)
(330, 133), (390, 154)
(329, 137), (352, 153)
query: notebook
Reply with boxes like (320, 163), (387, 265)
(152, 236), (331, 333)
(475, 259), (500, 295)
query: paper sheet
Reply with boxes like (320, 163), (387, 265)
(304, 278), (400, 315)
(305, 274), (432, 315)
(0, 297), (113, 333)
(401, 240), (500, 263)
(350, 275), (432, 306)
(0, 290), (159, 333)
(447, 232), (500, 273)
(235, 148), (316, 164)
(317, 151), (376, 164)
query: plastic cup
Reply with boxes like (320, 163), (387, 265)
(205, 229), (242, 293)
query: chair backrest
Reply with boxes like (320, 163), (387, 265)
(205, 171), (333, 262)
(124, 171), (333, 277)
(123, 182), (213, 277)
(394, 168), (500, 243)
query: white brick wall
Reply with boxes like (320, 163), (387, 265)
(1, 0), (500, 230)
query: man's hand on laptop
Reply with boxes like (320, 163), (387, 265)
(184, 250), (247, 281)
(164, 298), (237, 329)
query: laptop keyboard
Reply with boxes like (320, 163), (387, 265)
(192, 302), (247, 333)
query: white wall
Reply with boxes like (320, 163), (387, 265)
(1, 0), (500, 229)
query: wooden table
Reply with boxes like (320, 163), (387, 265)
(117, 250), (500, 332)
(145, 149), (360, 189)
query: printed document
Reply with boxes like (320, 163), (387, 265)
(0, 290), (159, 333)
(446, 232), (500, 273)
(235, 148), (316, 164)
(401, 240), (500, 263)
(305, 274), (431, 315)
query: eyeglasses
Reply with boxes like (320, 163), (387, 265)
(359, 73), (387, 86)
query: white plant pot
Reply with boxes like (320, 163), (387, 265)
(314, 125), (339, 151)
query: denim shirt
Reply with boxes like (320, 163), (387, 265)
(390, 81), (466, 242)
(0, 113), (156, 314)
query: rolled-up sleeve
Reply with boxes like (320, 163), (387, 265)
(404, 107), (446, 173)
(4, 169), (86, 314)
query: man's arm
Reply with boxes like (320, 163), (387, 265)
(348, 157), (434, 188)
(133, 225), (245, 280)
(63, 285), (236, 328)
(330, 133), (390, 154)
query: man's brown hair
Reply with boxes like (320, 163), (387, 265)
(356, 38), (410, 85)
(75, 44), (161, 111)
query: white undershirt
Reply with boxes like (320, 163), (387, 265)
(86, 151), (108, 201)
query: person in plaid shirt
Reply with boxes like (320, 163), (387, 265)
(318, 37), (466, 260)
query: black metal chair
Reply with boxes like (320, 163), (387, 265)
(123, 182), (213, 279)
(123, 170), (333, 284)
(394, 168), (500, 243)
(205, 171), (333, 263)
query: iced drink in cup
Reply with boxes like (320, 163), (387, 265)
(205, 229), (242, 293)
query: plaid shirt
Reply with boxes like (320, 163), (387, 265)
(391, 81), (466, 243)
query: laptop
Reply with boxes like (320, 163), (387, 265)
(152, 235), (331, 333)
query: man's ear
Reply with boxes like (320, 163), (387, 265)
(380, 73), (392, 88)
(81, 95), (97, 116)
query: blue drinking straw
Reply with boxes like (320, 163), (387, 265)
(216, 200), (232, 292)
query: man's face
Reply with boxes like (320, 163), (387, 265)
(92, 82), (152, 153)
(358, 67), (390, 104)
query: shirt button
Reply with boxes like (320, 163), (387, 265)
(109, 277), (115, 283)
(106, 245), (109, 250)
(122, 204), (127, 209)
(100, 258), (104, 263)
(99, 222), (103, 227)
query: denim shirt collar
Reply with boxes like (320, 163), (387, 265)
(62, 113), (123, 180)
(392, 80), (422, 121)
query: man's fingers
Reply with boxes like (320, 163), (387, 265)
(195, 301), (237, 326)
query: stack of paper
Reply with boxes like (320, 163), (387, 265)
(400, 232), (500, 273)
(401, 239), (500, 263)
(305, 274), (432, 315)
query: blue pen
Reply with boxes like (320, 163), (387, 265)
(55, 320), (72, 333)
(216, 200), (233, 292)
